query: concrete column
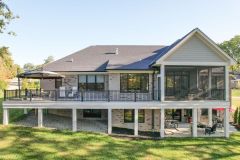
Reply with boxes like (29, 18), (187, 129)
(3, 108), (9, 125)
(224, 108), (229, 138)
(225, 66), (229, 101)
(208, 108), (213, 126)
(160, 65), (165, 101)
(192, 108), (198, 137)
(38, 109), (43, 127)
(72, 108), (77, 132)
(134, 109), (138, 136)
(160, 108), (165, 138)
(24, 108), (28, 114)
(108, 109), (112, 134)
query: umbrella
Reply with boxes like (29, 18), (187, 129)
(17, 70), (65, 79)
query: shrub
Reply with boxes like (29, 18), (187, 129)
(234, 107), (239, 124)
(0, 79), (7, 90)
(238, 107), (240, 125)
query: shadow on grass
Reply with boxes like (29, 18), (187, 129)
(0, 125), (240, 160)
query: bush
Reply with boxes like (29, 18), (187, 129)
(0, 79), (7, 90)
(238, 107), (240, 125)
(234, 107), (239, 124)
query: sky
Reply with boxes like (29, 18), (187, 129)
(1, 0), (240, 67)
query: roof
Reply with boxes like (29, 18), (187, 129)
(43, 28), (236, 72)
(44, 45), (165, 71)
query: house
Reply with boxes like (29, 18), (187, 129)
(2, 28), (236, 138)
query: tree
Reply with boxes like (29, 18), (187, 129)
(218, 35), (240, 72)
(238, 107), (240, 125)
(0, 0), (19, 35)
(44, 56), (54, 64)
(23, 63), (36, 71)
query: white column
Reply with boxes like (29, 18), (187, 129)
(192, 108), (197, 137)
(72, 108), (77, 132)
(134, 109), (138, 136)
(38, 109), (43, 128)
(108, 109), (112, 134)
(208, 108), (212, 126)
(160, 64), (165, 101)
(197, 109), (201, 122)
(208, 68), (212, 97)
(181, 109), (185, 122)
(160, 108), (165, 138)
(224, 108), (229, 138)
(225, 66), (229, 101)
(3, 108), (9, 125)
(24, 108), (28, 114)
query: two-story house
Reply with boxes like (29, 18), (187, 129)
(2, 28), (236, 138)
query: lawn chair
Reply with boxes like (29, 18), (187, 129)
(205, 123), (217, 135)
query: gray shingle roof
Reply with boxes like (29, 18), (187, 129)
(43, 45), (165, 71)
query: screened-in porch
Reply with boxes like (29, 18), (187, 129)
(165, 66), (225, 101)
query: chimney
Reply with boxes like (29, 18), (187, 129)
(115, 48), (119, 55)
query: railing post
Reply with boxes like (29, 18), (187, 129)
(4, 89), (6, 101)
(108, 90), (110, 102)
(30, 90), (32, 101)
(25, 89), (28, 99)
(134, 91), (137, 102)
(55, 89), (58, 101)
(15, 89), (17, 98)
(40, 88), (42, 97)
(81, 90), (83, 102)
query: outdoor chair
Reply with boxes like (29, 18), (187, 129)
(205, 123), (217, 135)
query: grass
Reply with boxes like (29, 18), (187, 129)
(232, 89), (240, 97)
(0, 126), (239, 160)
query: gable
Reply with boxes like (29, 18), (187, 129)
(164, 35), (227, 63)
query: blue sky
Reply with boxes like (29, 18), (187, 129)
(1, 0), (240, 67)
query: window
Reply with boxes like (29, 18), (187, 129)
(83, 109), (101, 118)
(78, 75), (105, 91)
(55, 79), (62, 89)
(120, 74), (149, 92)
(124, 109), (145, 123)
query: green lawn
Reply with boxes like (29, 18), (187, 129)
(232, 89), (240, 97)
(0, 126), (239, 160)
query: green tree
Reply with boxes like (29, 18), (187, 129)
(44, 56), (54, 64)
(23, 63), (36, 71)
(0, 0), (19, 35)
(218, 35), (240, 72)
(238, 107), (240, 125)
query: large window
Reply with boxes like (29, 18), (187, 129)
(120, 73), (149, 92)
(124, 109), (145, 123)
(79, 75), (104, 91)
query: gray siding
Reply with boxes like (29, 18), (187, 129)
(165, 35), (225, 62)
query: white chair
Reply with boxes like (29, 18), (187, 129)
(59, 86), (66, 98)
(68, 86), (78, 97)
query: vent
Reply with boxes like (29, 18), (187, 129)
(104, 48), (119, 55)
(65, 58), (74, 62)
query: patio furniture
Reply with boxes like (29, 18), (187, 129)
(59, 86), (66, 97)
(165, 120), (179, 128)
(205, 123), (217, 135)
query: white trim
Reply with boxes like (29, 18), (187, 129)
(3, 101), (230, 109)
(208, 108), (212, 126)
(107, 70), (154, 73)
(3, 108), (9, 125)
(160, 65), (165, 101)
(161, 62), (228, 66)
(225, 66), (229, 101)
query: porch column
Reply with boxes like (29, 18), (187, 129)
(192, 108), (197, 137)
(134, 109), (138, 136)
(108, 109), (112, 134)
(208, 68), (212, 97)
(181, 109), (185, 122)
(160, 64), (165, 101)
(197, 109), (201, 122)
(225, 66), (229, 101)
(160, 108), (165, 138)
(38, 108), (43, 127)
(208, 108), (212, 126)
(224, 108), (229, 138)
(24, 108), (28, 114)
(72, 108), (77, 132)
(3, 108), (9, 125)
